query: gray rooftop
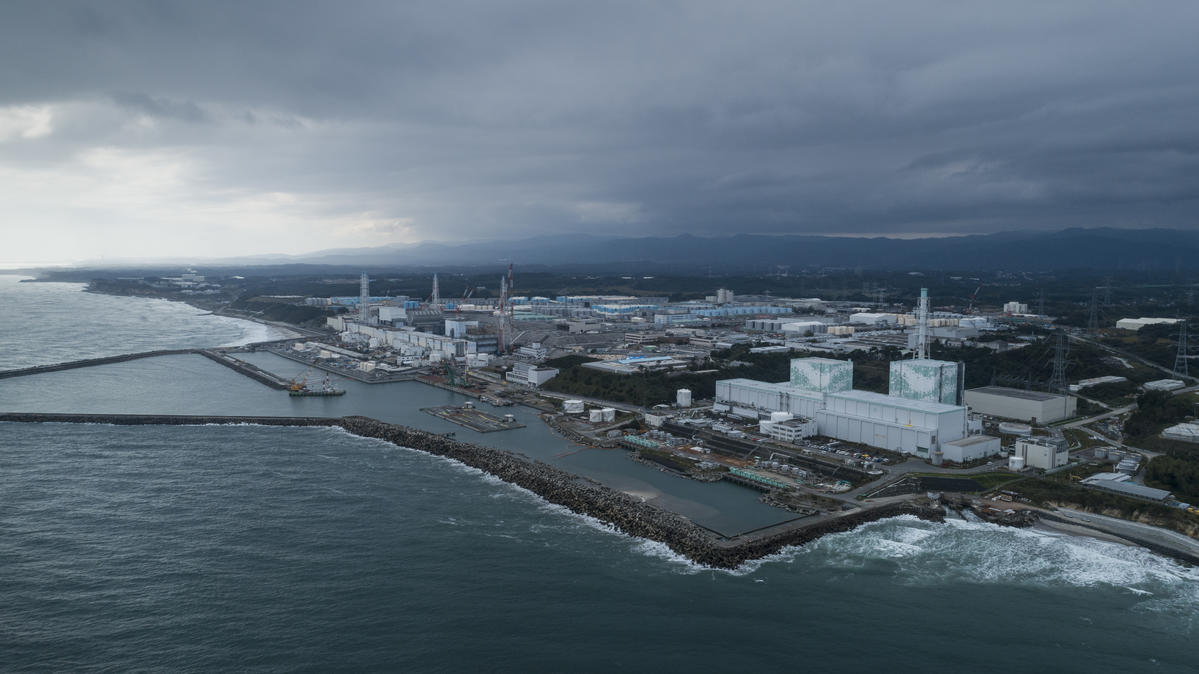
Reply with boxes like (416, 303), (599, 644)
(944, 435), (999, 447)
(967, 386), (1063, 402)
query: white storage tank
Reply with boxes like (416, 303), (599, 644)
(930, 448), (944, 466)
(1009, 455), (1026, 470)
(677, 389), (692, 408)
(563, 399), (585, 414)
(1092, 446), (1108, 460)
(589, 409), (604, 423)
(601, 407), (616, 423)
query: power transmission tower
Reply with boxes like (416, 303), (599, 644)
(1103, 277), (1112, 306)
(1174, 320), (1189, 378)
(1049, 331), (1069, 393)
(1086, 289), (1098, 333)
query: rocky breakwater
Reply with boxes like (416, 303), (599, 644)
(335, 416), (718, 562)
(335, 416), (946, 568)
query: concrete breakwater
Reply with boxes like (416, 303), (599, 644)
(0, 349), (198, 380)
(196, 350), (290, 389)
(0, 412), (943, 568)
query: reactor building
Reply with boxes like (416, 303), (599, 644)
(715, 356), (992, 459)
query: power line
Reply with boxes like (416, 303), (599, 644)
(1049, 330), (1069, 393)
(1174, 320), (1189, 378)
(1086, 288), (1098, 334)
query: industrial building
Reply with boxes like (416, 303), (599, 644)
(815, 390), (967, 455)
(715, 356), (976, 456)
(506, 361), (559, 388)
(963, 386), (1076, 423)
(1080, 472), (1173, 502)
(1162, 422), (1199, 443)
(1003, 301), (1029, 314)
(758, 413), (818, 442)
(1013, 438), (1069, 470)
(1116, 317), (1181, 331)
(1143, 379), (1186, 392)
(940, 435), (1002, 464)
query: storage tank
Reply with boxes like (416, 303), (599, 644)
(563, 399), (585, 414)
(1009, 455), (1026, 470)
(601, 408), (616, 423)
(1092, 446), (1108, 460)
(589, 409), (604, 423)
(930, 448), (944, 466)
(676, 389), (692, 408)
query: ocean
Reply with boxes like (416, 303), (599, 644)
(1, 275), (1197, 672)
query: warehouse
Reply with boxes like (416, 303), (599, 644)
(1115, 317), (1181, 331)
(941, 435), (1002, 464)
(963, 386), (1076, 423)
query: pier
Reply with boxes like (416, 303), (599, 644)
(422, 405), (525, 433)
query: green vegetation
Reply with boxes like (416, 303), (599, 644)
(1123, 390), (1192, 439)
(1009, 477), (1197, 535)
(1145, 455), (1199, 504)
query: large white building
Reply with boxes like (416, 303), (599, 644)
(716, 356), (977, 456)
(963, 386), (1076, 423)
(1014, 438), (1069, 470)
(816, 390), (967, 455)
(1116, 317), (1181, 331)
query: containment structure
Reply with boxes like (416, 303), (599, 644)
(888, 358), (963, 405)
(789, 357), (853, 393)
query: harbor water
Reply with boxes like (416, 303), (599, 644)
(1, 276), (1197, 671)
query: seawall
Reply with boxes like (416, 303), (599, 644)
(0, 349), (198, 380)
(0, 412), (943, 568)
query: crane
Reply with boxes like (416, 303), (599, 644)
(288, 367), (313, 392)
(967, 284), (983, 314)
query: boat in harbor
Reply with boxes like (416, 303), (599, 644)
(289, 372), (346, 397)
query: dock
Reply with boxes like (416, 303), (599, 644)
(422, 405), (525, 433)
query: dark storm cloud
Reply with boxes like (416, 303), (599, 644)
(1, 0), (1197, 257)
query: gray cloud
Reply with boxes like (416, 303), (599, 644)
(0, 0), (1197, 261)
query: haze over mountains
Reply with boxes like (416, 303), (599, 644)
(72, 228), (1199, 272)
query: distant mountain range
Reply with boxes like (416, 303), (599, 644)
(79, 227), (1199, 272)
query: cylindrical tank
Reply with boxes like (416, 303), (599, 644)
(1009, 455), (1026, 470)
(930, 449), (944, 466)
(677, 389), (692, 408)
(563, 399), (584, 414)
(1092, 446), (1108, 460)
(589, 409), (603, 423)
(601, 408), (616, 423)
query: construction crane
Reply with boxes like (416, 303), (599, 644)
(288, 367), (313, 392)
(967, 284), (983, 313)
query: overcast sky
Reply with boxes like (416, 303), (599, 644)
(2, 1), (1197, 263)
